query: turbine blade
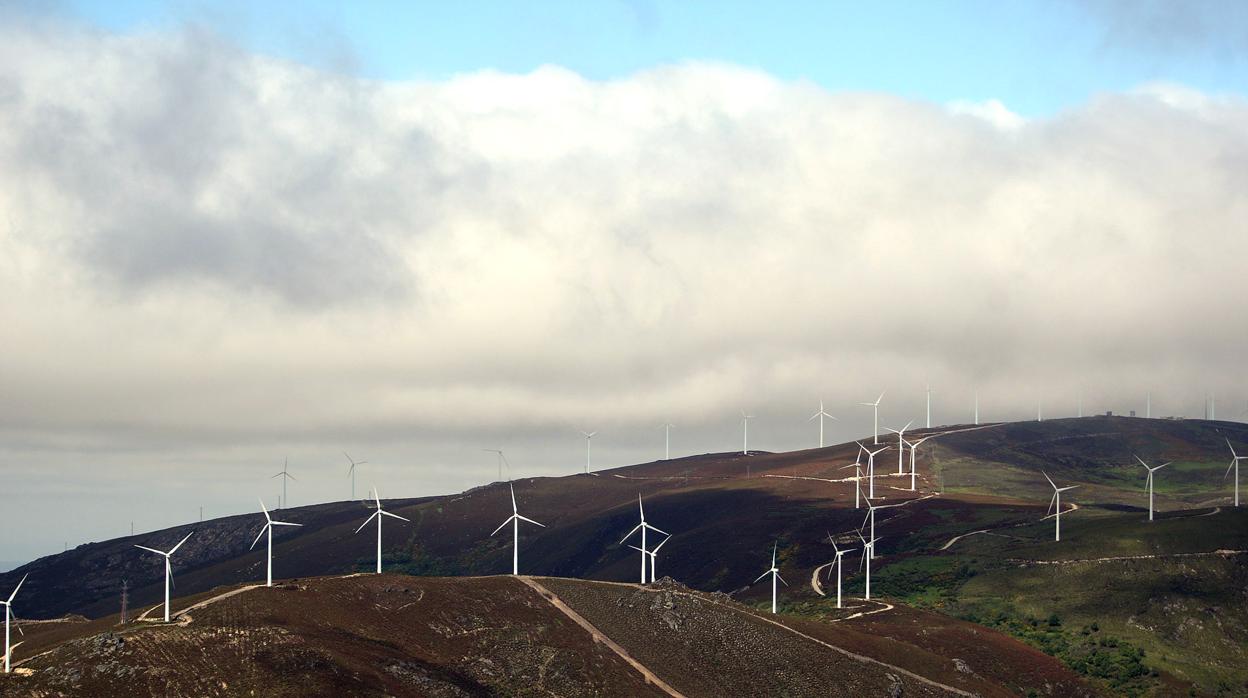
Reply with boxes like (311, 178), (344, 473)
(627, 545), (644, 553)
(645, 523), (668, 536)
(169, 532), (193, 555)
(1228, 438), (1239, 459)
(511, 484), (518, 513)
(258, 496), (270, 520)
(1047, 492), (1057, 516)
(516, 514), (545, 528)
(777, 573), (788, 587)
(250, 524), (269, 550)
(271, 521), (302, 527)
(1042, 471), (1056, 489)
(1227, 459), (1237, 479)
(7, 574), (27, 604)
(620, 523), (643, 544)
(651, 536), (670, 552)
(491, 515), (516, 537)
(752, 570), (769, 585)
(1157, 462), (1171, 470)
(134, 545), (164, 556)
(380, 511), (410, 522)
(355, 511), (380, 534)
(1134, 455), (1148, 468)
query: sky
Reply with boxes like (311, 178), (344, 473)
(1, 1), (1247, 562)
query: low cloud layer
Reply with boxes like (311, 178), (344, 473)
(1, 20), (1247, 559)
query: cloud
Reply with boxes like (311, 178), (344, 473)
(1, 19), (1247, 557)
(1078, 0), (1248, 57)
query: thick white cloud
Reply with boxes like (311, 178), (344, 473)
(1, 20), (1247, 558)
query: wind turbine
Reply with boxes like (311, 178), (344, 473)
(134, 532), (193, 622)
(840, 443), (868, 508)
(862, 496), (903, 559)
(484, 448), (508, 482)
(271, 458), (295, 509)
(1226, 438), (1246, 507)
(862, 443), (888, 499)
(808, 400), (837, 448)
(1146, 392), (1151, 419)
(628, 533), (671, 583)
(355, 488), (411, 575)
(1134, 456), (1170, 522)
(926, 384), (932, 428)
(751, 542), (787, 614)
(741, 411), (754, 455)
(1042, 472), (1078, 542)
(250, 497), (302, 586)
(344, 452), (367, 501)
(857, 529), (880, 600)
(491, 483), (545, 575)
(824, 534), (855, 609)
(905, 436), (932, 491)
(974, 391), (979, 425)
(660, 422), (674, 460)
(885, 421), (913, 474)
(2, 574), (26, 673)
(620, 494), (667, 584)
(581, 431), (597, 474)
(859, 392), (885, 444)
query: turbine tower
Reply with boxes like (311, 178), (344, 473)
(905, 435), (932, 491)
(863, 443), (888, 499)
(620, 494), (667, 584)
(808, 400), (837, 448)
(885, 421), (913, 475)
(1226, 438), (1246, 507)
(840, 444), (868, 508)
(490, 483), (545, 575)
(751, 542), (788, 614)
(859, 392), (885, 444)
(1042, 472), (1078, 542)
(628, 534), (671, 583)
(824, 535), (855, 609)
(1146, 392), (1151, 419)
(660, 422), (674, 460)
(2, 574), (26, 674)
(250, 497), (302, 587)
(862, 496), (903, 559)
(926, 384), (932, 428)
(271, 458), (295, 509)
(741, 411), (754, 455)
(484, 448), (508, 482)
(344, 452), (367, 501)
(1134, 456), (1170, 522)
(581, 431), (597, 474)
(974, 391), (979, 425)
(857, 529), (880, 600)
(134, 532), (193, 622)
(356, 488), (411, 574)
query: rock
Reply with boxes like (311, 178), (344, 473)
(953, 658), (972, 674)
(886, 672), (904, 697)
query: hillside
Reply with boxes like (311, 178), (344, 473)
(3, 416), (1246, 694)
(1, 574), (1089, 697)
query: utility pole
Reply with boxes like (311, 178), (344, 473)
(120, 580), (129, 625)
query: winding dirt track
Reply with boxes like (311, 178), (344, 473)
(518, 576), (687, 698)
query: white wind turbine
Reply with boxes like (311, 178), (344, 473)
(1225, 438), (1245, 507)
(2, 574), (26, 674)
(857, 529), (880, 600)
(862, 496), (903, 560)
(491, 483), (545, 575)
(973, 390), (979, 425)
(344, 452), (367, 500)
(628, 533), (671, 583)
(1042, 472), (1078, 542)
(905, 435), (932, 491)
(581, 431), (597, 474)
(862, 443), (888, 499)
(860, 391), (885, 444)
(808, 400), (837, 448)
(134, 532), (193, 622)
(885, 421), (913, 475)
(620, 494), (667, 584)
(484, 448), (508, 482)
(824, 534), (855, 609)
(660, 422), (674, 460)
(250, 497), (302, 587)
(840, 443), (868, 508)
(741, 411), (754, 455)
(1134, 456), (1170, 522)
(356, 488), (411, 575)
(271, 457), (295, 509)
(926, 384), (932, 428)
(751, 542), (787, 614)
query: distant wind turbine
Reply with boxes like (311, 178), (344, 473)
(491, 483), (545, 575)
(620, 494), (667, 584)
(1146, 392), (1151, 419)
(2, 574), (27, 673)
(1226, 438), (1246, 507)
(840, 444), (868, 508)
(926, 384), (932, 428)
(250, 497), (302, 587)
(134, 532), (193, 622)
(905, 435), (932, 491)
(1042, 472), (1078, 542)
(271, 458), (295, 509)
(974, 390), (979, 425)
(483, 448), (508, 482)
(660, 422), (674, 460)
(862, 443), (888, 499)
(752, 542), (787, 614)
(1134, 456), (1170, 522)
(861, 496), (903, 560)
(741, 411), (754, 455)
(885, 421), (913, 475)
(857, 529), (879, 600)
(581, 431), (597, 474)
(859, 392), (885, 444)
(824, 534), (855, 609)
(355, 488), (411, 575)
(808, 400), (837, 448)
(344, 452), (367, 501)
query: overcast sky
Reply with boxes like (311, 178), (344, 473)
(1, 2), (1247, 562)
